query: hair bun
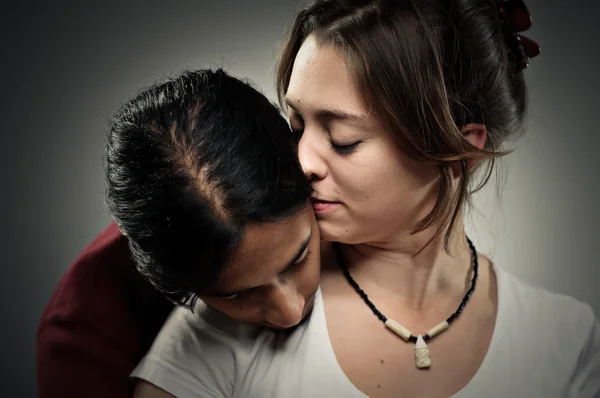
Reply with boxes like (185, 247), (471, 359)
(497, 0), (540, 71)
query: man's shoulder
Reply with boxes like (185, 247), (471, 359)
(38, 222), (172, 350)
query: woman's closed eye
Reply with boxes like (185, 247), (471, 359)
(290, 125), (361, 155)
(288, 109), (362, 155)
(330, 140), (361, 155)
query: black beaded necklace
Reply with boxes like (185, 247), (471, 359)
(334, 236), (479, 369)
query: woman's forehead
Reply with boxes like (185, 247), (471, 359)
(286, 36), (364, 114)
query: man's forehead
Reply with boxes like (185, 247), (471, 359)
(216, 211), (310, 288)
(236, 216), (300, 260)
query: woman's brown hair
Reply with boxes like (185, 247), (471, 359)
(276, 0), (530, 248)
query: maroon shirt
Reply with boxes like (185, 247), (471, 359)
(36, 223), (173, 397)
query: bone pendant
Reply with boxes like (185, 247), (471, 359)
(415, 334), (431, 369)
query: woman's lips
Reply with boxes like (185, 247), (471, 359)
(311, 199), (341, 214)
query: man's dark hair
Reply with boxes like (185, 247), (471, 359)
(105, 68), (311, 308)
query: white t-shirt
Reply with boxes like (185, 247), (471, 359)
(132, 264), (600, 397)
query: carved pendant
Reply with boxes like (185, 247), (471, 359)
(415, 334), (431, 369)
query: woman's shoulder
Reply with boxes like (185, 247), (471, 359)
(137, 305), (247, 365)
(130, 304), (264, 397)
(491, 264), (600, 395)
(495, 263), (596, 329)
(494, 263), (598, 359)
(149, 302), (263, 360)
(138, 297), (326, 373)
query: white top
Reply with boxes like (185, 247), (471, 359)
(132, 265), (600, 397)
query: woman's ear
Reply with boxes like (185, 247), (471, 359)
(451, 123), (487, 178)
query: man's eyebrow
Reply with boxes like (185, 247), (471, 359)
(285, 98), (366, 122)
(209, 231), (312, 298)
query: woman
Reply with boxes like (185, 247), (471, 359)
(133, 1), (600, 397)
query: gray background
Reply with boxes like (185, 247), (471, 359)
(2, 1), (598, 396)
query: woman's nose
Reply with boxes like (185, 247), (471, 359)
(297, 131), (328, 182)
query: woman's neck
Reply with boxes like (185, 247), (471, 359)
(339, 223), (474, 311)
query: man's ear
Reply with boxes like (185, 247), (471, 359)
(451, 123), (487, 178)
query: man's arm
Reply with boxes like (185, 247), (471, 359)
(133, 381), (177, 398)
(37, 321), (136, 398)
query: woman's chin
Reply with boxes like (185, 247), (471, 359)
(317, 222), (359, 244)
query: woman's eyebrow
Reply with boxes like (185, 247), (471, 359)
(285, 98), (366, 122)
